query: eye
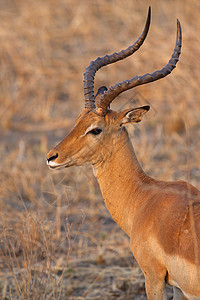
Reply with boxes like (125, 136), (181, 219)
(88, 128), (102, 135)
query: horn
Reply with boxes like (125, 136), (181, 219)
(97, 19), (182, 116)
(83, 6), (151, 109)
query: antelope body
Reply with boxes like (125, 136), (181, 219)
(47, 8), (200, 299)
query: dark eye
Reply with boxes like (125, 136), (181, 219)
(88, 128), (102, 135)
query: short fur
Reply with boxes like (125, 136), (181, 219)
(47, 108), (200, 299)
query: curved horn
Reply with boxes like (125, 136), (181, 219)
(83, 6), (151, 109)
(97, 19), (182, 116)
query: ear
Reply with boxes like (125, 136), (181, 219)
(119, 105), (150, 126)
(95, 86), (108, 107)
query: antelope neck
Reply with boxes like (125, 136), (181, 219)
(95, 128), (152, 236)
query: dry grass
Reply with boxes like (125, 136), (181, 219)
(0, 0), (200, 299)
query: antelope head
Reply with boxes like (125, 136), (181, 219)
(47, 7), (182, 171)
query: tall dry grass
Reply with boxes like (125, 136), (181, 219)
(0, 0), (200, 299)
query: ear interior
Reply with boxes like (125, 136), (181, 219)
(120, 105), (150, 126)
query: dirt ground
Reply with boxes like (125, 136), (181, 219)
(0, 0), (200, 299)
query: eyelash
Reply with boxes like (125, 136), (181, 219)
(88, 128), (102, 135)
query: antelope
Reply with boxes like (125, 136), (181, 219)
(47, 7), (200, 300)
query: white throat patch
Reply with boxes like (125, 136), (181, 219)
(92, 166), (97, 177)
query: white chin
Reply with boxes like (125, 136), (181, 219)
(48, 161), (58, 167)
(47, 161), (62, 169)
(47, 160), (72, 169)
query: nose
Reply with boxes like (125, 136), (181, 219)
(47, 152), (58, 163)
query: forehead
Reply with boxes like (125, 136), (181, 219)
(75, 109), (118, 128)
(75, 110), (102, 129)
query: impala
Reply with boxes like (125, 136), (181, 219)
(47, 7), (200, 300)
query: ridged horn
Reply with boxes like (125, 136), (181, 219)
(96, 19), (182, 116)
(83, 6), (151, 109)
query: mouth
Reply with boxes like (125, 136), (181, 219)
(47, 159), (73, 170)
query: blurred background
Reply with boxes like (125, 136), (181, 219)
(0, 0), (200, 299)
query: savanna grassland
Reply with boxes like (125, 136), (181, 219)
(0, 0), (200, 299)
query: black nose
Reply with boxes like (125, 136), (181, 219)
(47, 153), (58, 163)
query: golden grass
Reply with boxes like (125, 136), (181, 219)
(0, 0), (200, 299)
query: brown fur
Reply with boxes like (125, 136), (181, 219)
(47, 108), (200, 299)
